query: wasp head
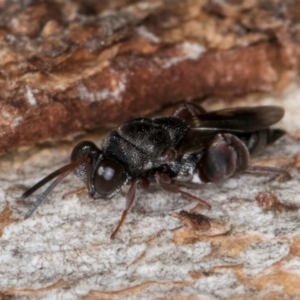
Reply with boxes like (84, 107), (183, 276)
(71, 141), (128, 199)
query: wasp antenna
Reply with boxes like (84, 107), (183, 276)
(24, 170), (71, 219)
(21, 156), (90, 200)
(22, 156), (91, 219)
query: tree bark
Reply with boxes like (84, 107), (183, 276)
(0, 0), (300, 153)
(1, 1), (300, 299)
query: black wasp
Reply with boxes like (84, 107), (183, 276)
(21, 102), (288, 238)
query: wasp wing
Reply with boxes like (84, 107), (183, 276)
(177, 106), (284, 155)
(189, 106), (284, 132)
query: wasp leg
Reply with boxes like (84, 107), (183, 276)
(173, 102), (206, 127)
(110, 177), (149, 239)
(245, 165), (291, 180)
(198, 133), (249, 183)
(154, 172), (211, 209)
(62, 187), (87, 199)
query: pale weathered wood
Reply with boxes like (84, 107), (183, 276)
(1, 84), (300, 299)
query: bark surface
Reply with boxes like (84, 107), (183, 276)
(0, 0), (300, 153)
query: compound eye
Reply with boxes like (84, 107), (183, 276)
(94, 159), (126, 197)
